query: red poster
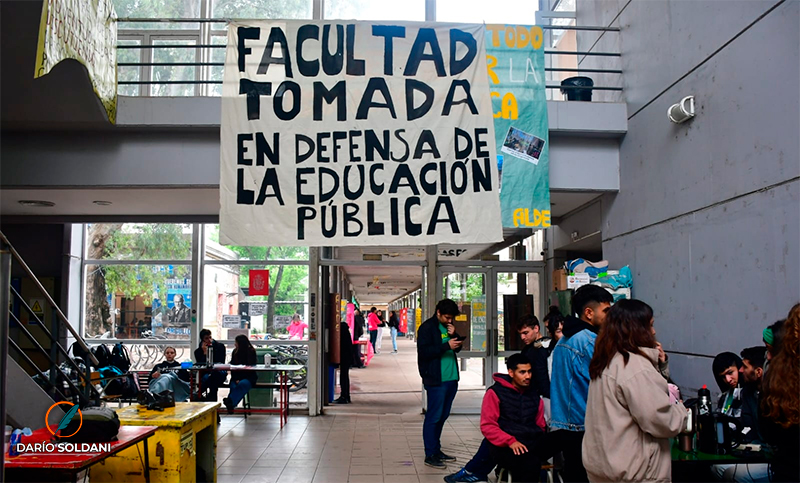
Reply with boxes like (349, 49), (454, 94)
(400, 307), (408, 333)
(249, 269), (270, 296)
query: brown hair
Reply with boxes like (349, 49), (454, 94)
(589, 299), (656, 379)
(760, 303), (800, 428)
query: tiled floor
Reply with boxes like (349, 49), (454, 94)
(216, 413), (486, 483)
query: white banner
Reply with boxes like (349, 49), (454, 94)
(35, 0), (117, 123)
(220, 20), (503, 247)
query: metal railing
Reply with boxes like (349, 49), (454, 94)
(1, 232), (101, 410)
(115, 18), (623, 96)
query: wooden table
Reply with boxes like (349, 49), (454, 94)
(90, 402), (219, 483)
(188, 364), (303, 427)
(5, 425), (157, 483)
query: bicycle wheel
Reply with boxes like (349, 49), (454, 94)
(282, 357), (307, 392)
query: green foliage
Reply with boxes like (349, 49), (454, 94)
(212, 0), (311, 19)
(103, 224), (192, 304)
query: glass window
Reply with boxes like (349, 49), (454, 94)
(205, 225), (309, 260)
(208, 34), (226, 97)
(325, 0), (425, 21)
(436, 0), (538, 24)
(151, 37), (199, 96)
(118, 38), (142, 96)
(211, 0), (313, 29)
(202, 264), (309, 341)
(85, 224), (193, 260)
(113, 0), (201, 29)
(84, 264), (193, 340)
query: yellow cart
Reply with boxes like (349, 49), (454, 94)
(90, 402), (220, 483)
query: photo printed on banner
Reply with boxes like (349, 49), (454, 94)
(500, 126), (545, 165)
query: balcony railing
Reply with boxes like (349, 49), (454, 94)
(116, 14), (622, 100)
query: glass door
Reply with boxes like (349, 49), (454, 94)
(494, 267), (546, 373)
(434, 267), (494, 414)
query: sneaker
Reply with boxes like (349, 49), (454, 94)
(444, 468), (486, 483)
(424, 456), (447, 469)
(437, 451), (457, 462)
(333, 397), (350, 404)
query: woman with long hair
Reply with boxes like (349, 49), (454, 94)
(759, 304), (800, 482)
(583, 299), (687, 482)
(223, 334), (257, 414)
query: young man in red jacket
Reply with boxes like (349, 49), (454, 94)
(480, 353), (546, 483)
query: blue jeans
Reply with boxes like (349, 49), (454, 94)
(228, 379), (253, 407)
(465, 438), (496, 479)
(201, 370), (227, 400)
(369, 330), (378, 352)
(423, 380), (458, 457)
(391, 327), (398, 351)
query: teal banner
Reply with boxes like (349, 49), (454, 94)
(486, 25), (551, 229)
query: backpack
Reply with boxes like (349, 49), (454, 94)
(110, 342), (131, 372)
(92, 344), (111, 369)
(70, 342), (92, 362)
(61, 407), (120, 443)
(103, 368), (139, 398)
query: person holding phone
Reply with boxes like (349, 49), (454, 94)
(417, 299), (464, 469)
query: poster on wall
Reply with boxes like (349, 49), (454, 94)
(220, 20), (503, 247)
(35, 0), (118, 123)
(486, 25), (551, 229)
(249, 269), (270, 296)
(399, 307), (408, 334)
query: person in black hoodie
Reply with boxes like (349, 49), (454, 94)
(417, 298), (463, 469)
(223, 335), (257, 414)
(333, 321), (354, 404)
(194, 328), (227, 401)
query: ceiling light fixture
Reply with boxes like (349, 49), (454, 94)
(93, 200), (113, 206)
(18, 200), (55, 207)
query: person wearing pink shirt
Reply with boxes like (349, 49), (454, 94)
(367, 307), (381, 354)
(288, 313), (307, 339)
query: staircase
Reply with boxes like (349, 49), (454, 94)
(1, 230), (102, 471)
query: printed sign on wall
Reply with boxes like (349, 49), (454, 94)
(220, 20), (503, 247)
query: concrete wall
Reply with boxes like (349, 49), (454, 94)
(577, 0), (799, 399)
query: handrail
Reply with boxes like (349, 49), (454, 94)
(0, 231), (99, 367)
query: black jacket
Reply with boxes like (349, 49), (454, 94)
(353, 315), (365, 339)
(561, 316), (598, 338)
(389, 314), (400, 329)
(194, 340), (226, 365)
(487, 373), (545, 445)
(150, 360), (190, 382)
(416, 315), (462, 386)
(521, 340), (550, 398)
(230, 348), (258, 384)
(340, 322), (354, 368)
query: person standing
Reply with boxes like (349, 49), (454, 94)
(223, 335), (257, 414)
(759, 303), (800, 482)
(550, 284), (612, 483)
(353, 309), (365, 368)
(388, 310), (400, 353)
(368, 307), (380, 354)
(583, 299), (687, 483)
(375, 310), (386, 354)
(334, 321), (353, 404)
(417, 299), (463, 469)
(287, 313), (308, 339)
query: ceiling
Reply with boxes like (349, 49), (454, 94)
(550, 191), (603, 218)
(340, 264), (424, 305)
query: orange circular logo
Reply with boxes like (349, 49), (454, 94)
(45, 402), (83, 438)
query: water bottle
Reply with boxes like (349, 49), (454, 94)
(207, 345), (214, 368)
(697, 385), (716, 453)
(263, 354), (271, 368)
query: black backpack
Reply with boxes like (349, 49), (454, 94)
(92, 344), (111, 369)
(110, 342), (131, 372)
(105, 372), (140, 398)
(61, 407), (120, 443)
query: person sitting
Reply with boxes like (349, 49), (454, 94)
(194, 329), (227, 401)
(479, 353), (545, 483)
(762, 319), (786, 368)
(710, 351), (768, 482)
(149, 346), (191, 402)
(223, 335), (257, 414)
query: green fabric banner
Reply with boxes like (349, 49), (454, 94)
(486, 25), (551, 229)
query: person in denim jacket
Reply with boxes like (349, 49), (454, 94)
(550, 285), (612, 482)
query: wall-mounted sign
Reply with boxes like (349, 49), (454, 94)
(222, 315), (242, 328)
(249, 269), (270, 296)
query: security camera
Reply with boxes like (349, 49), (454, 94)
(668, 96), (695, 124)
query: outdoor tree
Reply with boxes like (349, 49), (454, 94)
(84, 224), (191, 337)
